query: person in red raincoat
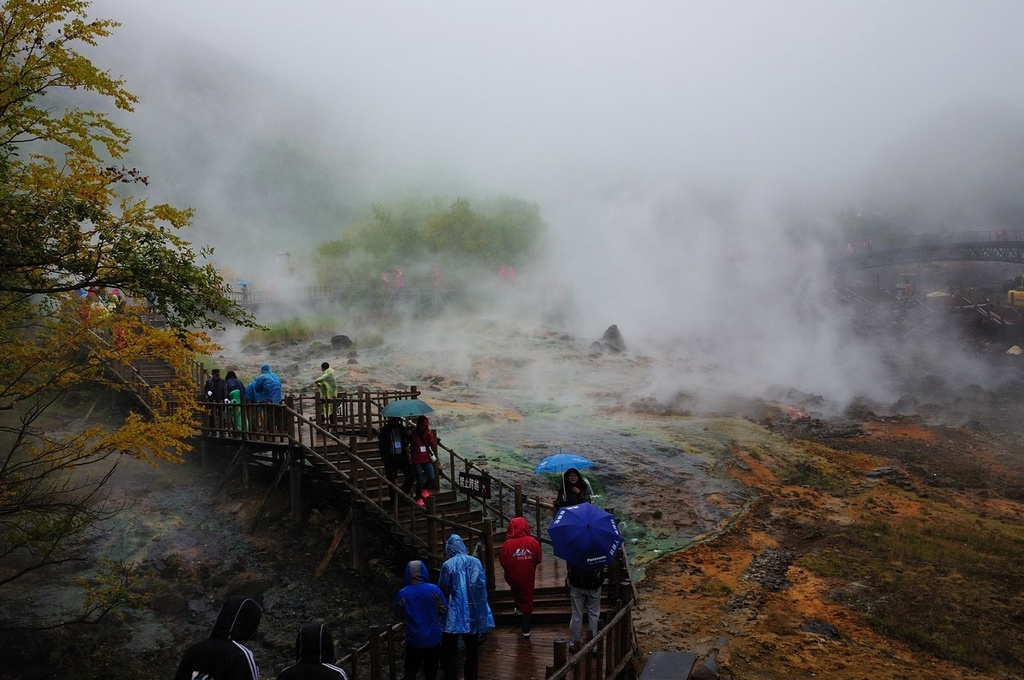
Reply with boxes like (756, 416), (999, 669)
(499, 516), (542, 637)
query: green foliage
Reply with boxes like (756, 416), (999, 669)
(0, 0), (250, 624)
(241, 316), (340, 345)
(313, 195), (546, 287)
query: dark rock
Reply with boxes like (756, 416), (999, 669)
(801, 619), (841, 639)
(150, 590), (189, 616)
(242, 344), (262, 354)
(601, 324), (626, 353)
(219, 571), (276, 600)
(331, 335), (354, 349)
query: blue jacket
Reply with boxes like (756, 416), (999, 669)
(437, 535), (494, 635)
(246, 364), (282, 404)
(395, 560), (447, 649)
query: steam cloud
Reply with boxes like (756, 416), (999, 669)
(89, 1), (1024, 416)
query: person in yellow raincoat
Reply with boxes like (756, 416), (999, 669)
(314, 362), (337, 423)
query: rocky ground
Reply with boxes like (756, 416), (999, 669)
(1, 310), (1024, 679)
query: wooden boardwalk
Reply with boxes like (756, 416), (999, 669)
(186, 382), (641, 679)
(96, 307), (648, 678)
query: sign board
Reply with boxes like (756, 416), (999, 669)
(458, 471), (491, 499)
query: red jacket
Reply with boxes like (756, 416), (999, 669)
(499, 517), (542, 614)
(409, 416), (437, 465)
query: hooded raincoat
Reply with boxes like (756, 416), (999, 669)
(276, 623), (348, 680)
(246, 364), (283, 404)
(437, 534), (494, 635)
(175, 595), (263, 680)
(498, 517), (542, 615)
(395, 560), (447, 649)
(554, 467), (592, 508)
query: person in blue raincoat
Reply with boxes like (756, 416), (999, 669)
(395, 559), (447, 680)
(246, 364), (283, 404)
(437, 534), (494, 680)
(245, 364), (283, 431)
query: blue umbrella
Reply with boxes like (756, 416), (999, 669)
(381, 398), (434, 418)
(533, 453), (595, 475)
(547, 502), (623, 569)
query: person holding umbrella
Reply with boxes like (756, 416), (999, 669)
(409, 415), (438, 506)
(567, 562), (605, 653)
(546, 503), (622, 654)
(379, 417), (413, 503)
(554, 467), (592, 509)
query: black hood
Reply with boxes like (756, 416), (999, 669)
(295, 623), (335, 663)
(210, 595), (263, 644)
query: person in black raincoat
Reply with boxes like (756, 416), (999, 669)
(379, 416), (413, 502)
(175, 595), (263, 680)
(277, 622), (348, 679)
(554, 467), (592, 509)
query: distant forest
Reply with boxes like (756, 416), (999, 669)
(312, 196), (547, 293)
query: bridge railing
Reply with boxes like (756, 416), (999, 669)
(836, 229), (1024, 256)
(332, 546), (638, 680)
(195, 396), (641, 679)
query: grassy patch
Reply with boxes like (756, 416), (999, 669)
(241, 316), (340, 345)
(801, 511), (1024, 672)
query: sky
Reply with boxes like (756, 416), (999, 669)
(91, 1), (1024, 198)
(89, 0), (1024, 413)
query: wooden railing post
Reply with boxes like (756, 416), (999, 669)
(550, 639), (569, 678)
(514, 482), (524, 518)
(482, 518), (495, 589)
(385, 624), (398, 680)
(289, 449), (302, 522)
(368, 625), (382, 680)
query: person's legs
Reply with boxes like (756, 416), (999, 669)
(585, 588), (601, 638)
(401, 460), (415, 495)
(423, 462), (436, 495)
(462, 632), (480, 680)
(403, 644), (423, 680)
(384, 459), (399, 500)
(422, 644), (440, 680)
(569, 586), (585, 648)
(441, 632), (459, 680)
(413, 463), (427, 499)
(521, 611), (532, 637)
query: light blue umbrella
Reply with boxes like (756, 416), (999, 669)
(533, 453), (595, 475)
(381, 398), (434, 418)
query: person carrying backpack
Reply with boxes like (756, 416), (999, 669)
(567, 563), (605, 653)
(379, 417), (413, 503)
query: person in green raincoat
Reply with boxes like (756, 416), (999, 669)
(314, 362), (337, 423)
(224, 370), (245, 431)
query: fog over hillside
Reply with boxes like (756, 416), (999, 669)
(88, 1), (1024, 414)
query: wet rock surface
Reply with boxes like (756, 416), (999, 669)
(2, 316), (1024, 678)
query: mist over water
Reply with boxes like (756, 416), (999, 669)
(90, 1), (1024, 414)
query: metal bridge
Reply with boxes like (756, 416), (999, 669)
(829, 230), (1024, 274)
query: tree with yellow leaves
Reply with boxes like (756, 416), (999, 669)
(0, 0), (254, 620)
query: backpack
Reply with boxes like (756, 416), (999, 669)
(569, 564), (605, 590)
(382, 424), (405, 455)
